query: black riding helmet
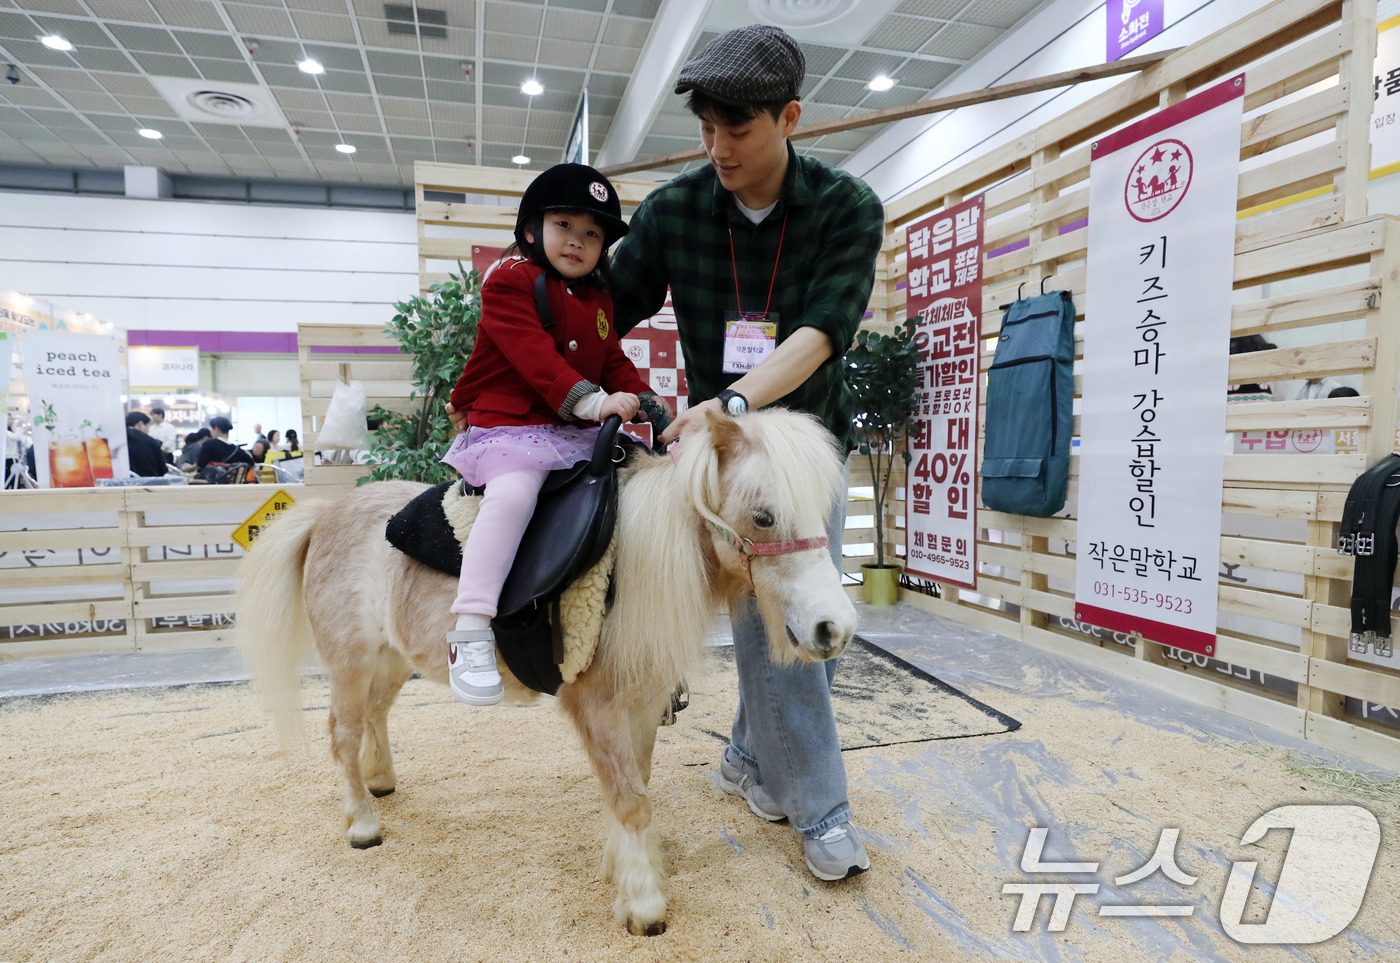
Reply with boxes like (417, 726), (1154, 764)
(514, 163), (629, 248)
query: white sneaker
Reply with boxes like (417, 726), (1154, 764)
(448, 629), (503, 706)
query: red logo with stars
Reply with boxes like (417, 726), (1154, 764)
(1124, 138), (1193, 223)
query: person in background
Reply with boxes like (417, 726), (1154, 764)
(249, 439), (270, 464)
(1227, 335), (1276, 401)
(125, 411), (168, 477)
(1328, 386), (1360, 398)
(266, 429), (281, 451)
(1295, 375), (1344, 400)
(147, 407), (178, 457)
(252, 423), (266, 444)
(5, 414), (24, 489)
(197, 416), (254, 471)
(283, 430), (301, 455)
(177, 428), (210, 468)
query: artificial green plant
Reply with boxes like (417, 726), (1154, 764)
(844, 319), (923, 568)
(363, 263), (481, 485)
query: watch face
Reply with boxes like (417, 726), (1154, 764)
(725, 395), (746, 415)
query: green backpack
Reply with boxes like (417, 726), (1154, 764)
(980, 290), (1075, 517)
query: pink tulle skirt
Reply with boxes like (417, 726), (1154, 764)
(441, 424), (602, 487)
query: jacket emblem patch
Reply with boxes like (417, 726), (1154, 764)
(596, 309), (609, 340)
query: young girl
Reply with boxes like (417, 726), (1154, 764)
(442, 163), (652, 705)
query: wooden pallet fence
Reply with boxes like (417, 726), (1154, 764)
(0, 484), (346, 659)
(865, 0), (1400, 769)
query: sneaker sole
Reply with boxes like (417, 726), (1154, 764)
(717, 771), (786, 822)
(805, 857), (870, 882)
(450, 682), (504, 706)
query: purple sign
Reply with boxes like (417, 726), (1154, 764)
(1107, 0), (1164, 61)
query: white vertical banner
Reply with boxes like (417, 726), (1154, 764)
(23, 332), (129, 488)
(1372, 16), (1400, 176)
(1074, 74), (1244, 658)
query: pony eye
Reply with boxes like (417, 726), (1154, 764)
(751, 509), (775, 529)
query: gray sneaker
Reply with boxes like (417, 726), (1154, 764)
(717, 754), (786, 822)
(448, 630), (503, 706)
(803, 822), (871, 881)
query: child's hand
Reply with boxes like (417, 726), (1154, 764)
(600, 392), (640, 422)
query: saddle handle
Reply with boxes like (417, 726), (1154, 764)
(589, 415), (624, 476)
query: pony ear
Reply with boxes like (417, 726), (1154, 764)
(703, 408), (747, 465)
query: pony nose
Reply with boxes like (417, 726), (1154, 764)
(814, 619), (849, 657)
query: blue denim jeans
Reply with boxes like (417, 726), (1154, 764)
(725, 460), (851, 838)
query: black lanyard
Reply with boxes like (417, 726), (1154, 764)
(727, 212), (788, 318)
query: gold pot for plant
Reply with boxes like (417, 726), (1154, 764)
(860, 563), (901, 606)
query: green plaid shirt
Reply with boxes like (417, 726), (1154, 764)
(611, 144), (885, 450)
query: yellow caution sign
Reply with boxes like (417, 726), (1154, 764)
(231, 489), (297, 550)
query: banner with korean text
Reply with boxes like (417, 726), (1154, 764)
(904, 195), (983, 589)
(1372, 15), (1400, 176)
(1074, 75), (1244, 657)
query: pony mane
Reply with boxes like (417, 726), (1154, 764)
(599, 410), (845, 692)
(681, 408), (844, 541)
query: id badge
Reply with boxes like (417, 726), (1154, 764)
(722, 312), (778, 374)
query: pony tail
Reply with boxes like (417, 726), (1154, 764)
(235, 500), (326, 752)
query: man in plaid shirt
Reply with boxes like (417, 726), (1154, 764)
(610, 25), (885, 881)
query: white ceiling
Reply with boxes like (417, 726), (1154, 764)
(0, 0), (1048, 187)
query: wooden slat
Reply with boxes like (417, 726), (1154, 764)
(416, 200), (519, 230)
(1236, 140), (1347, 209)
(0, 528), (127, 552)
(1224, 397), (1371, 431)
(1230, 276), (1378, 335)
(1, 564), (128, 586)
(416, 160), (655, 203)
(130, 558), (242, 581)
(132, 595), (236, 619)
(295, 324), (394, 349)
(1221, 453), (1366, 484)
(0, 599), (131, 622)
(1227, 336), (1375, 382)
(1305, 711), (1400, 769)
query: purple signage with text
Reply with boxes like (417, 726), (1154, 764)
(1107, 0), (1164, 61)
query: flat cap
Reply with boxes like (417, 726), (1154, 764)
(675, 24), (805, 105)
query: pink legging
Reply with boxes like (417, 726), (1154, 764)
(452, 468), (551, 617)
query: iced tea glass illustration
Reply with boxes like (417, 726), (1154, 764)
(86, 436), (113, 479)
(50, 435), (95, 487)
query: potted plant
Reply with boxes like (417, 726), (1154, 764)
(844, 319), (922, 605)
(364, 263), (482, 485)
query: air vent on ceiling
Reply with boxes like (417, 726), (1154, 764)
(187, 90), (264, 121)
(748, 0), (858, 29)
(386, 4), (448, 40)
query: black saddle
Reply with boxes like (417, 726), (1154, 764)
(385, 416), (640, 693)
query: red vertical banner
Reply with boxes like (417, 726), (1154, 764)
(903, 195), (984, 590)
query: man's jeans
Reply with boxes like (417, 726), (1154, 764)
(725, 460), (851, 838)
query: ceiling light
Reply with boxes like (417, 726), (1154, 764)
(40, 35), (73, 52)
(521, 79), (543, 96)
(512, 154), (530, 165)
(298, 58), (324, 75)
(138, 128), (163, 139)
(335, 143), (356, 154)
(868, 75), (895, 92)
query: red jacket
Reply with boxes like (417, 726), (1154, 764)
(449, 258), (649, 429)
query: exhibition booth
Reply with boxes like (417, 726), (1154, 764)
(1, 0), (1397, 774)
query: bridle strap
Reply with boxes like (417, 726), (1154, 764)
(746, 535), (830, 556)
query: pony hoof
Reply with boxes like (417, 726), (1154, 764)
(627, 918), (666, 937)
(369, 787), (395, 798)
(350, 834), (382, 849)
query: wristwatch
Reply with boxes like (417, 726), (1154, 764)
(716, 388), (749, 416)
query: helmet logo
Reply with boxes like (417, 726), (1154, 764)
(589, 181), (609, 203)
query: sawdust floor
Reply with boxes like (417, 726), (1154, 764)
(1, 605), (1397, 963)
